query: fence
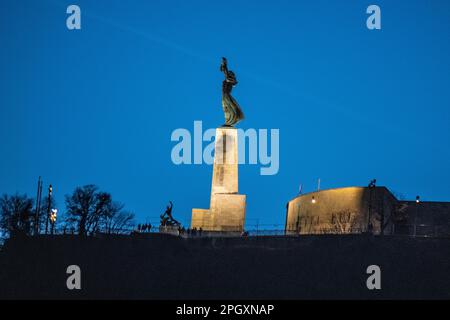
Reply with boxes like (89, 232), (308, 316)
(4, 223), (449, 240)
(133, 223), (450, 239)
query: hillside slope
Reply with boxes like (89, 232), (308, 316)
(0, 234), (449, 299)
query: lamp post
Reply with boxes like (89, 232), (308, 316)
(50, 209), (57, 235)
(34, 176), (42, 235)
(45, 184), (52, 235)
(414, 195), (420, 237)
(367, 179), (376, 233)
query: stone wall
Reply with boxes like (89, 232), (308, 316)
(393, 200), (450, 236)
(285, 186), (397, 235)
(2, 234), (450, 299)
(192, 127), (246, 231)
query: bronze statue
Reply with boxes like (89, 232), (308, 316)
(160, 201), (180, 227)
(220, 57), (244, 126)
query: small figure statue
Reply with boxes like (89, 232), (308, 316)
(220, 57), (244, 126)
(160, 201), (180, 227)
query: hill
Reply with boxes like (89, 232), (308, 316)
(0, 234), (449, 299)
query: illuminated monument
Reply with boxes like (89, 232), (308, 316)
(191, 58), (246, 231)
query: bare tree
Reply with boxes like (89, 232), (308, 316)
(0, 193), (34, 238)
(64, 185), (134, 236)
(65, 185), (103, 236)
(101, 202), (135, 234)
(330, 210), (358, 234)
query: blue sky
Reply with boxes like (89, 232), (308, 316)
(1, 0), (449, 227)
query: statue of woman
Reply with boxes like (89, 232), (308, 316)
(220, 57), (244, 126)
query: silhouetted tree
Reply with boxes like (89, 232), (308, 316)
(64, 185), (134, 236)
(101, 202), (135, 234)
(65, 185), (103, 236)
(0, 194), (34, 238)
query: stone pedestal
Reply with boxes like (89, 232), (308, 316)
(192, 127), (246, 231)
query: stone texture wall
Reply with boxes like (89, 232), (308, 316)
(285, 187), (398, 235)
(192, 127), (246, 231)
(393, 200), (450, 236)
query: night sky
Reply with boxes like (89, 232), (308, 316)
(1, 0), (449, 227)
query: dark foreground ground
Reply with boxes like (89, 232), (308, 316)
(0, 233), (449, 299)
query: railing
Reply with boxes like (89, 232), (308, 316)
(3, 223), (449, 240)
(151, 224), (450, 238)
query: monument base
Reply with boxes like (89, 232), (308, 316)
(192, 127), (246, 232)
(192, 194), (246, 231)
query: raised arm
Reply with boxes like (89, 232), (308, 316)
(220, 57), (229, 77)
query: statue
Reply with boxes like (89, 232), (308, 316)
(160, 201), (180, 227)
(220, 57), (244, 126)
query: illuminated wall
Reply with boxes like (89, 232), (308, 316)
(285, 187), (398, 235)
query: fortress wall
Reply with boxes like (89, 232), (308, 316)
(397, 201), (450, 225)
(285, 187), (397, 235)
(2, 234), (450, 299)
(394, 201), (450, 236)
